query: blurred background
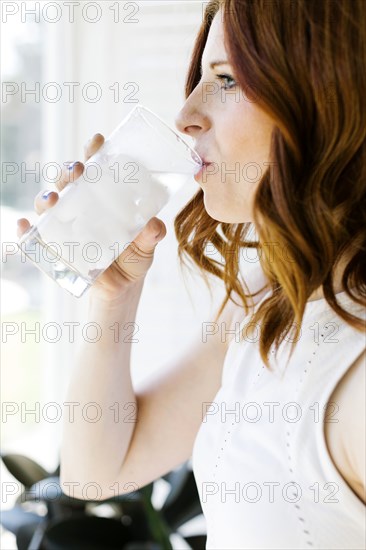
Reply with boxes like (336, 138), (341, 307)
(1, 1), (230, 547)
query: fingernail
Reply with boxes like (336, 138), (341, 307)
(42, 190), (53, 200)
(68, 162), (78, 170)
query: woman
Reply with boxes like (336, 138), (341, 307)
(17, 0), (365, 548)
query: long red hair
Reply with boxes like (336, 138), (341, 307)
(174, 0), (366, 369)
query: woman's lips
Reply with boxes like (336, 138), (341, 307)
(194, 162), (212, 182)
(194, 150), (214, 181)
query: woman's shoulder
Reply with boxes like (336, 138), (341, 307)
(324, 348), (366, 504)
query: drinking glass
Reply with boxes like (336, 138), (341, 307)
(17, 104), (203, 297)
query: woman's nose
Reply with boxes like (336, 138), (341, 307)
(174, 101), (209, 139)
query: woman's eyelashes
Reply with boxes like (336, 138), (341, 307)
(198, 65), (237, 91)
(216, 74), (237, 90)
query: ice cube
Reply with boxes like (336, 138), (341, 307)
(136, 181), (170, 221)
(52, 182), (88, 223)
(38, 217), (69, 247)
(109, 153), (152, 197)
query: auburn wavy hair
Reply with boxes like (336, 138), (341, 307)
(174, 0), (366, 369)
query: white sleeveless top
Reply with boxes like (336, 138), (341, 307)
(192, 289), (366, 549)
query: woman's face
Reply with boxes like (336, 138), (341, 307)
(175, 10), (275, 223)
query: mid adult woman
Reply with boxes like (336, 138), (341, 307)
(17, 1), (365, 548)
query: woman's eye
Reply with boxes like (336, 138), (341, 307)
(216, 74), (237, 90)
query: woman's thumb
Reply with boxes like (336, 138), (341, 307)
(132, 217), (167, 254)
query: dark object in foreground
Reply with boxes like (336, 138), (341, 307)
(1, 452), (206, 550)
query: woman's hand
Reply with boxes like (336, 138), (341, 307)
(16, 133), (167, 304)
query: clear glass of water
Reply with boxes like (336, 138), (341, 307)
(17, 104), (203, 297)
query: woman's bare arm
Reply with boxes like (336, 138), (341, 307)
(59, 281), (145, 500)
(60, 290), (242, 501)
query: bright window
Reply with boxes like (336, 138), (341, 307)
(1, 3), (222, 546)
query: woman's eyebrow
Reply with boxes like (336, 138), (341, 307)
(209, 60), (230, 69)
(200, 59), (231, 73)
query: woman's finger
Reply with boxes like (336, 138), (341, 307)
(33, 189), (60, 215)
(17, 136), (105, 239)
(84, 133), (105, 161)
(55, 161), (84, 193)
(17, 218), (31, 238)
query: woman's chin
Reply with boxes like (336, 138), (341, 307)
(203, 195), (253, 223)
(202, 197), (231, 222)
